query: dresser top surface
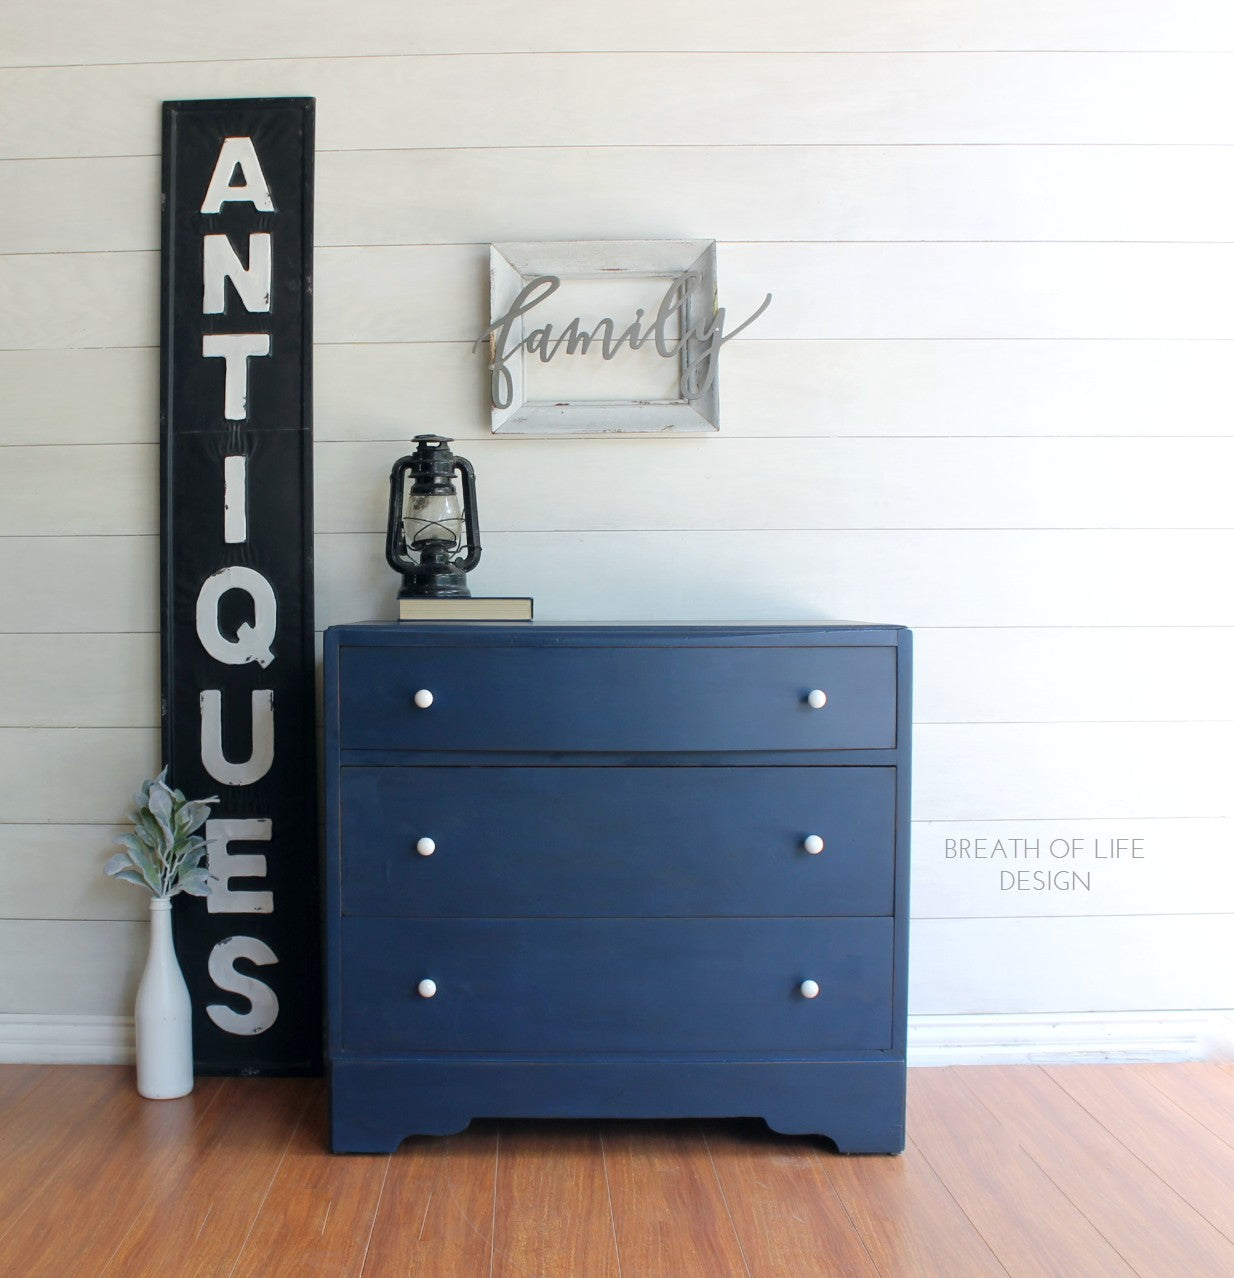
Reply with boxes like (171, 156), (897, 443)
(327, 621), (911, 649)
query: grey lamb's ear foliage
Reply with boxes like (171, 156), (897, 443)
(104, 767), (219, 899)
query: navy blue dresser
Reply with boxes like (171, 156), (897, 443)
(323, 622), (911, 1153)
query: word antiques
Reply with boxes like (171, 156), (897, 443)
(474, 273), (772, 410)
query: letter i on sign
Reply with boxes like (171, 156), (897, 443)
(224, 456), (247, 543)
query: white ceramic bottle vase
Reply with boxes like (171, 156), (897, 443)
(135, 897), (194, 1099)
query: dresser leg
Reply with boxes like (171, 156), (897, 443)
(329, 1067), (473, 1152)
(761, 1062), (907, 1154)
(762, 1114), (905, 1155)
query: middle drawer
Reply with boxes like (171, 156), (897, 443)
(340, 766), (895, 918)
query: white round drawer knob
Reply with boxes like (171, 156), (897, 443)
(417, 978), (437, 999)
(803, 835), (825, 856)
(416, 837), (436, 857)
(413, 689), (434, 709)
(806, 689), (828, 710)
(799, 979), (821, 1000)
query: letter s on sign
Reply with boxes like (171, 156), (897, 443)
(207, 936), (279, 1035)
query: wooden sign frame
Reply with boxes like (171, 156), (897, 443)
(160, 97), (319, 1075)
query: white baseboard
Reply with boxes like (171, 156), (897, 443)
(1, 1011), (1230, 1068)
(0, 1014), (134, 1065)
(908, 1011), (1234, 1067)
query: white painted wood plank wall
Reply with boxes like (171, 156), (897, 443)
(1, 0), (1230, 1055)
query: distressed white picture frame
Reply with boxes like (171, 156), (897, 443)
(483, 240), (720, 435)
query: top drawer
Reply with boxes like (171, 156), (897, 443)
(337, 643), (896, 753)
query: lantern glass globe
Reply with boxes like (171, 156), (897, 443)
(404, 489), (463, 549)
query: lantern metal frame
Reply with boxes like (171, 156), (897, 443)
(384, 435), (481, 599)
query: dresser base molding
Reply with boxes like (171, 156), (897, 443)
(328, 1058), (907, 1155)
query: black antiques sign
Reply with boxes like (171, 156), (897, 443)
(160, 98), (319, 1074)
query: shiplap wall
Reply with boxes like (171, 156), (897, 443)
(2, 0), (1232, 1063)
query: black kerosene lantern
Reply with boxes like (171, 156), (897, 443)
(385, 435), (481, 599)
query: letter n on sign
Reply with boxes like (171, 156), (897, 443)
(160, 98), (318, 1074)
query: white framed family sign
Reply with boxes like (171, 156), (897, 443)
(475, 240), (772, 435)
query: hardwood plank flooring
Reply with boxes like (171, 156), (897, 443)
(1135, 1061), (1234, 1146)
(1046, 1064), (1234, 1242)
(0, 1069), (227, 1270)
(229, 1085), (388, 1278)
(0, 1061), (41, 1111)
(702, 1119), (879, 1277)
(492, 1121), (620, 1278)
(99, 1078), (316, 1277)
(955, 1066), (1234, 1278)
(825, 1133), (1007, 1278)
(364, 1120), (499, 1276)
(602, 1120), (753, 1275)
(907, 1068), (1136, 1277)
(0, 1065), (127, 1239)
(0, 1064), (1232, 1276)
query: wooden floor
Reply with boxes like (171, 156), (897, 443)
(1, 1063), (1232, 1276)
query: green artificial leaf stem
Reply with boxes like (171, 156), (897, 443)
(104, 768), (219, 900)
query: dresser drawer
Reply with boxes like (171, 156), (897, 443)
(339, 917), (893, 1055)
(337, 643), (895, 753)
(340, 765), (895, 918)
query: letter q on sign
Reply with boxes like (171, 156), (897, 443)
(195, 566), (277, 668)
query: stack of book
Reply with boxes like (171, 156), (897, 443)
(398, 596), (533, 622)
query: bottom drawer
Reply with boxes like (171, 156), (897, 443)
(339, 917), (892, 1055)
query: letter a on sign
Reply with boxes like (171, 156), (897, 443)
(160, 98), (318, 1076)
